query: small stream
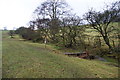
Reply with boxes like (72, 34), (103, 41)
(95, 55), (107, 62)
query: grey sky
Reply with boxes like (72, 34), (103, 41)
(0, 0), (118, 30)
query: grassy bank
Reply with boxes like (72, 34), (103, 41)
(2, 31), (118, 78)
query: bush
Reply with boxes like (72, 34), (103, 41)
(32, 37), (44, 43)
(113, 47), (120, 53)
(15, 27), (43, 41)
(8, 30), (14, 38)
(90, 48), (110, 57)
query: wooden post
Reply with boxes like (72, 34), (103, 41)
(44, 37), (47, 48)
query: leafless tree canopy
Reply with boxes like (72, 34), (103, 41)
(84, 1), (120, 50)
(34, 0), (70, 19)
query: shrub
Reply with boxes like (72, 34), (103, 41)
(15, 27), (43, 41)
(8, 30), (14, 38)
(90, 48), (109, 57)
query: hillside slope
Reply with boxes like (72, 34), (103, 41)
(2, 31), (118, 78)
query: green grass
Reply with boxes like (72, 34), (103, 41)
(2, 31), (119, 78)
(103, 56), (118, 63)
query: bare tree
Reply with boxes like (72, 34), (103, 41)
(34, 18), (50, 42)
(61, 14), (83, 47)
(34, 0), (70, 19)
(29, 21), (36, 30)
(84, 1), (120, 50)
(34, 0), (71, 42)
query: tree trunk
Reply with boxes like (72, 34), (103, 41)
(112, 40), (115, 48)
(103, 35), (112, 50)
(62, 33), (65, 46)
(99, 38), (101, 47)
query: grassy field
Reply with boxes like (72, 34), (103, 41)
(2, 31), (119, 78)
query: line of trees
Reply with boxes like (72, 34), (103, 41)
(15, 0), (120, 51)
(84, 1), (120, 50)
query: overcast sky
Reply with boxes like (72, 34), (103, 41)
(0, 0), (118, 30)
